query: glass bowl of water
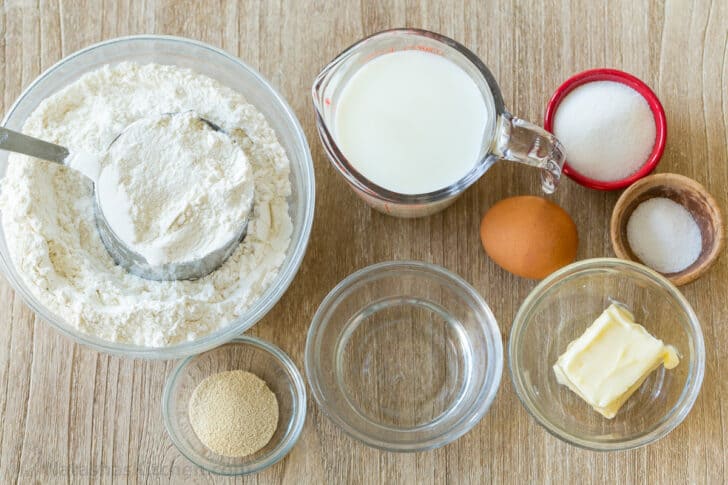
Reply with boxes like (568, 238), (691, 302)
(304, 261), (503, 451)
(509, 258), (705, 451)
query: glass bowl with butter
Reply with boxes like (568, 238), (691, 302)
(509, 258), (705, 451)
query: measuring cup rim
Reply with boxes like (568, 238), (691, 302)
(312, 28), (506, 205)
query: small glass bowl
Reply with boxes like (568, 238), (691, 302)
(305, 261), (503, 452)
(509, 258), (705, 451)
(162, 337), (306, 475)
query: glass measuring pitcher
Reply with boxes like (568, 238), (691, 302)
(312, 29), (565, 218)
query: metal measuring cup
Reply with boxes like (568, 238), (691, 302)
(0, 114), (250, 281)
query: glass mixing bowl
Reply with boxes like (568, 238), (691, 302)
(0, 36), (315, 359)
(509, 258), (705, 451)
(163, 337), (306, 475)
(305, 261), (503, 452)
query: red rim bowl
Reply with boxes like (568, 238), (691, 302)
(544, 68), (667, 191)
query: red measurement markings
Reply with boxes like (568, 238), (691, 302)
(362, 45), (444, 62)
(411, 44), (441, 54)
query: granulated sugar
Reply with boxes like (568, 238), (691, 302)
(553, 80), (656, 182)
(626, 197), (702, 273)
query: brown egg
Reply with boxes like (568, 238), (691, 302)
(480, 196), (578, 279)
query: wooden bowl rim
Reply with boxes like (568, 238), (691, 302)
(610, 173), (724, 286)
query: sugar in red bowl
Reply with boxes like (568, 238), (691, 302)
(544, 69), (667, 191)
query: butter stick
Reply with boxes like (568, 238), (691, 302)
(553, 303), (679, 419)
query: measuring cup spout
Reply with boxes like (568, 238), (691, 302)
(493, 113), (565, 194)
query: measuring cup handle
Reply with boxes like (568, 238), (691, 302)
(0, 127), (69, 164)
(493, 113), (565, 194)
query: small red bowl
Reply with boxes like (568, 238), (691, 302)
(544, 68), (667, 191)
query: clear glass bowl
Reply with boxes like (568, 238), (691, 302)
(305, 261), (503, 452)
(162, 337), (306, 475)
(0, 36), (315, 358)
(509, 258), (705, 451)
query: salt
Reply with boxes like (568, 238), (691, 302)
(553, 81), (656, 182)
(626, 197), (702, 274)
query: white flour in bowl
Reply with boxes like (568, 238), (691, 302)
(0, 63), (292, 347)
(96, 111), (255, 266)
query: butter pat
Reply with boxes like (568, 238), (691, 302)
(553, 304), (679, 419)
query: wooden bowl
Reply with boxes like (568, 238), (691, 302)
(610, 173), (724, 286)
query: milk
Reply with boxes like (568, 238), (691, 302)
(334, 50), (488, 195)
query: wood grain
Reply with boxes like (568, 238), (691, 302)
(1, 0), (726, 483)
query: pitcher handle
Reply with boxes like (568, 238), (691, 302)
(493, 113), (565, 194)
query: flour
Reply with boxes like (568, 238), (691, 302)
(0, 63), (292, 346)
(96, 111), (255, 266)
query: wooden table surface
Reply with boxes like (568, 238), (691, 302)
(1, 0), (726, 483)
